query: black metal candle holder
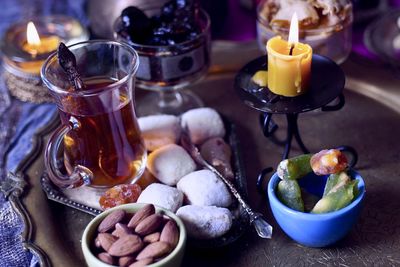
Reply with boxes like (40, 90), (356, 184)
(234, 55), (358, 190)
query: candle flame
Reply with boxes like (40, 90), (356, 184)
(27, 21), (41, 46)
(288, 13), (298, 46)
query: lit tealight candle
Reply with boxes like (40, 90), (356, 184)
(0, 16), (88, 103)
(20, 21), (60, 74)
(266, 13), (312, 97)
(23, 21), (60, 55)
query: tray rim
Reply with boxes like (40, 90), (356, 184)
(0, 111), (59, 267)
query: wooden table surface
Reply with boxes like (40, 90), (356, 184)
(23, 41), (400, 266)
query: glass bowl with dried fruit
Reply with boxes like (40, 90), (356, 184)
(82, 203), (187, 267)
(256, 0), (353, 64)
(267, 149), (365, 247)
(114, 2), (211, 115)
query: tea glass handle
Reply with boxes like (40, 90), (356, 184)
(45, 116), (93, 189)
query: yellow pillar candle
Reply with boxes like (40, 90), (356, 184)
(266, 13), (312, 97)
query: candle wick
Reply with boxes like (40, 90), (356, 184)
(289, 44), (294, 56)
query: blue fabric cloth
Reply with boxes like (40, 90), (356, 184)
(5, 103), (57, 172)
(0, 1), (88, 266)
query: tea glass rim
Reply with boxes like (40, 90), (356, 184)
(256, 0), (353, 35)
(40, 39), (140, 97)
(114, 8), (211, 50)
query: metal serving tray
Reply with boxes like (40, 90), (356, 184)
(39, 117), (250, 248)
(4, 41), (400, 266)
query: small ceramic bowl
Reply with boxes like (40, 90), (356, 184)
(268, 169), (365, 247)
(82, 203), (187, 267)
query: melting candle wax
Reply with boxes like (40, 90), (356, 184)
(16, 21), (60, 74)
(266, 13), (312, 97)
(22, 22), (60, 56)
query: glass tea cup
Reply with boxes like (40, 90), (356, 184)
(41, 40), (147, 189)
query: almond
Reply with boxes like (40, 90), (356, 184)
(94, 236), (102, 248)
(98, 233), (118, 252)
(119, 255), (136, 267)
(98, 210), (126, 233)
(160, 220), (179, 247)
(129, 258), (153, 267)
(135, 214), (163, 236)
(136, 242), (171, 260)
(97, 252), (114, 265)
(143, 232), (160, 243)
(128, 204), (155, 229)
(112, 223), (133, 237)
(108, 234), (143, 257)
(162, 215), (171, 224)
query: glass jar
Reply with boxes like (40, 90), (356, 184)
(114, 5), (211, 115)
(256, 0), (353, 64)
(0, 15), (89, 103)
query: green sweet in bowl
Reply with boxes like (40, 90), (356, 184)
(269, 149), (365, 247)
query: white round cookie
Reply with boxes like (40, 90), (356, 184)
(177, 169), (232, 207)
(138, 114), (181, 151)
(181, 107), (226, 144)
(146, 144), (196, 186)
(176, 205), (233, 239)
(137, 183), (183, 213)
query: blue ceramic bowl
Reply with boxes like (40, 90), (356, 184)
(268, 169), (365, 247)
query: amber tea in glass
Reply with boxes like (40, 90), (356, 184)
(41, 40), (146, 189)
